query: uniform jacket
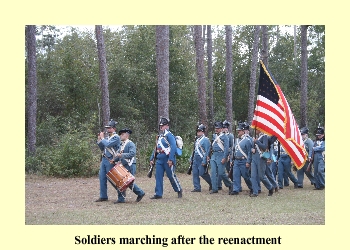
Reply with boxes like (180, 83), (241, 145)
(150, 129), (177, 162)
(211, 132), (229, 159)
(114, 139), (137, 167)
(97, 132), (121, 160)
(234, 134), (252, 164)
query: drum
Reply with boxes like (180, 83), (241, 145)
(106, 164), (135, 192)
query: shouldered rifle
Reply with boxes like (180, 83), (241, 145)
(205, 131), (215, 175)
(228, 121), (236, 181)
(306, 144), (315, 172)
(187, 135), (197, 175)
(147, 134), (159, 178)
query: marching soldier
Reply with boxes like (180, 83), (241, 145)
(218, 120), (234, 188)
(296, 127), (316, 188)
(190, 124), (212, 192)
(313, 126), (325, 190)
(250, 127), (274, 197)
(95, 119), (121, 202)
(229, 122), (253, 195)
(149, 117), (183, 199)
(209, 121), (233, 194)
(277, 143), (299, 189)
(113, 128), (145, 203)
(265, 135), (278, 192)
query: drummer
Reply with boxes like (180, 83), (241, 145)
(113, 128), (145, 203)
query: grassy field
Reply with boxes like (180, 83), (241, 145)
(25, 172), (325, 225)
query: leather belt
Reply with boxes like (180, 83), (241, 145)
(235, 156), (246, 160)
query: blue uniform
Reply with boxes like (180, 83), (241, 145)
(114, 139), (145, 202)
(313, 138), (325, 189)
(210, 132), (232, 192)
(297, 137), (315, 187)
(97, 132), (121, 199)
(265, 139), (278, 190)
(190, 135), (212, 191)
(250, 133), (273, 195)
(218, 132), (234, 187)
(231, 134), (253, 193)
(150, 129), (182, 197)
(277, 145), (299, 188)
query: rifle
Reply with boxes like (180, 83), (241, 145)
(147, 134), (159, 178)
(228, 120), (236, 181)
(306, 145), (315, 172)
(205, 128), (215, 174)
(187, 135), (197, 175)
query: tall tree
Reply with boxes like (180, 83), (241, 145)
(261, 25), (269, 67)
(300, 25), (310, 128)
(95, 25), (110, 126)
(294, 25), (298, 65)
(207, 25), (214, 128)
(194, 25), (208, 127)
(225, 25), (233, 131)
(247, 25), (261, 124)
(25, 25), (37, 155)
(156, 25), (170, 120)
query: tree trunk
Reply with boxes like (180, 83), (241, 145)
(194, 25), (207, 127)
(247, 25), (261, 125)
(261, 25), (269, 67)
(156, 25), (170, 120)
(294, 25), (297, 66)
(95, 25), (110, 127)
(207, 25), (214, 129)
(25, 25), (37, 156)
(225, 25), (233, 132)
(300, 25), (309, 128)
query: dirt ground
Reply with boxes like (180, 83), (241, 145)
(25, 173), (325, 225)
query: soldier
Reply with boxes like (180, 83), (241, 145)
(296, 127), (316, 188)
(265, 136), (278, 192)
(149, 117), (182, 199)
(95, 119), (121, 202)
(190, 124), (212, 192)
(277, 143), (299, 189)
(243, 122), (261, 194)
(218, 120), (234, 189)
(229, 122), (253, 195)
(113, 128), (145, 203)
(209, 121), (233, 194)
(250, 127), (274, 197)
(313, 126), (325, 190)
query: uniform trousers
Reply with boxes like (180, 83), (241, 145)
(232, 159), (252, 192)
(277, 155), (298, 188)
(154, 153), (182, 197)
(192, 155), (212, 191)
(99, 157), (115, 199)
(210, 152), (232, 192)
(297, 160), (315, 187)
(313, 153), (325, 189)
(250, 155), (273, 195)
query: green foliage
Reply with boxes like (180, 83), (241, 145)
(27, 130), (99, 177)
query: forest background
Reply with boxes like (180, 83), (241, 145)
(25, 25), (325, 177)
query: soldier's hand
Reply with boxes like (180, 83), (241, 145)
(99, 132), (105, 139)
(246, 162), (251, 168)
(150, 160), (154, 166)
(167, 160), (173, 167)
(221, 158), (226, 164)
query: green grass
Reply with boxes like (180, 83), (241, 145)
(25, 173), (325, 225)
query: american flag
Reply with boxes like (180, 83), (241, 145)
(251, 61), (307, 169)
